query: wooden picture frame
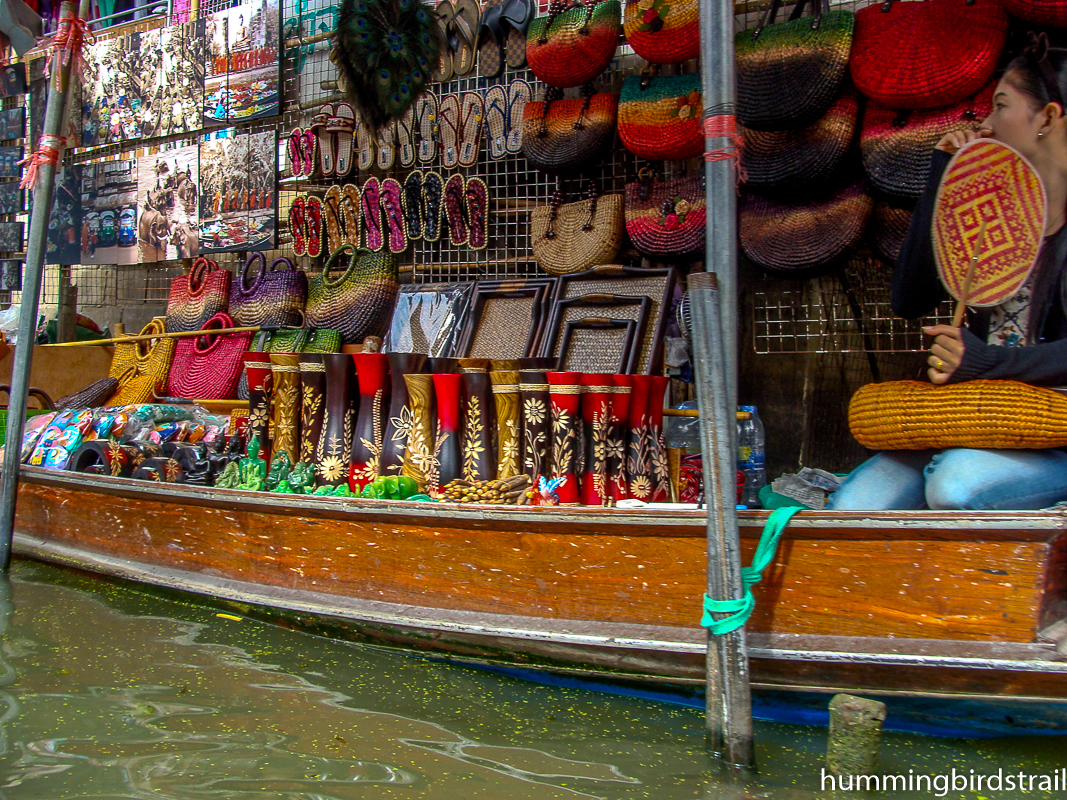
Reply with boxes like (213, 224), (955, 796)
(453, 283), (551, 359)
(540, 293), (651, 374)
(557, 317), (638, 374)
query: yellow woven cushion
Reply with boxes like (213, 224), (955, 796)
(848, 380), (1067, 450)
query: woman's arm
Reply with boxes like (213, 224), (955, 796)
(951, 328), (1067, 385)
(891, 149), (952, 319)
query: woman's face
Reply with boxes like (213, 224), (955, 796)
(982, 72), (1053, 160)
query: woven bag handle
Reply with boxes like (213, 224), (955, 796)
(320, 243), (361, 288)
(536, 87), (565, 137)
(538, 0), (592, 44)
(574, 84), (595, 131)
(271, 256), (296, 272)
(192, 312), (235, 355)
(240, 251), (267, 292)
(543, 189), (565, 240)
(582, 181), (600, 232)
(135, 318), (167, 359)
(187, 257), (217, 295)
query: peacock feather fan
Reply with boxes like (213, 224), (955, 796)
(332, 0), (441, 131)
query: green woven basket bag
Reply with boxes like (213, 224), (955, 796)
(306, 244), (400, 345)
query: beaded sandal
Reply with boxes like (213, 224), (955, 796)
(484, 85), (508, 161)
(305, 195), (324, 258)
(322, 185), (345, 255)
(289, 195), (308, 256)
(380, 178), (408, 254)
(415, 93), (439, 165)
(331, 103), (357, 177)
(402, 170), (424, 242)
(310, 103), (335, 177)
(439, 93), (461, 169)
(361, 177), (384, 252)
(457, 91), (484, 168)
(341, 184), (362, 248)
(444, 173), (468, 246)
(421, 171), (444, 243)
(465, 177), (488, 250)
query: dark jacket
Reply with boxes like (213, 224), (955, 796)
(892, 148), (1067, 386)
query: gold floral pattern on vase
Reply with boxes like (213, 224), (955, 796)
(519, 370), (551, 483)
(316, 353), (355, 488)
(461, 371), (495, 482)
(243, 352), (273, 469)
(547, 371), (582, 505)
(269, 353), (302, 468)
(401, 373), (436, 494)
(647, 375), (671, 502)
(298, 354), (326, 465)
(608, 375), (633, 503)
(626, 375), (654, 500)
(381, 352), (427, 476)
(580, 373), (615, 506)
(431, 372), (464, 492)
(490, 371), (521, 480)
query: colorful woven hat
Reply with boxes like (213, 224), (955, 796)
(933, 139), (1046, 308)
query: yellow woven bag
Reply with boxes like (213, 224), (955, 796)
(848, 380), (1067, 450)
(107, 319), (177, 405)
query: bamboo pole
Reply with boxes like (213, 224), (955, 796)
(42, 324), (302, 347)
(0, 0), (88, 571)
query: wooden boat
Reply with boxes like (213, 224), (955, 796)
(12, 464), (1067, 735)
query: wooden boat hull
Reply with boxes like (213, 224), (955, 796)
(12, 468), (1067, 716)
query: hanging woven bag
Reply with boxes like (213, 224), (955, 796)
(165, 257), (232, 333)
(860, 82), (995, 200)
(851, 0), (1008, 110)
(531, 184), (624, 275)
(305, 244), (400, 344)
(869, 199), (915, 267)
(521, 87), (618, 174)
(739, 180), (873, 277)
(735, 0), (854, 131)
(618, 70), (702, 162)
(623, 0), (699, 64)
(267, 328), (344, 354)
(526, 0), (622, 89)
(229, 252), (308, 328)
(1000, 0), (1067, 27)
(741, 87), (859, 193)
(167, 312), (252, 400)
(623, 170), (705, 257)
(55, 378), (117, 411)
(849, 380), (1067, 450)
(106, 318), (177, 405)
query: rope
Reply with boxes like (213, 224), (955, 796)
(701, 506), (803, 636)
(702, 112), (746, 185)
(43, 14), (95, 91)
(19, 135), (66, 191)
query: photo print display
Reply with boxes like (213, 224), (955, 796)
(44, 167), (82, 266)
(80, 33), (144, 146)
(0, 63), (27, 98)
(0, 182), (22, 215)
(0, 147), (21, 179)
(137, 143), (200, 262)
(140, 20), (207, 139)
(0, 222), (23, 254)
(203, 0), (280, 125)
(0, 260), (22, 291)
(198, 127), (276, 253)
(0, 108), (25, 142)
(80, 158), (139, 265)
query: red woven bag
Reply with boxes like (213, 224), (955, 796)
(167, 312), (253, 400)
(851, 0), (1009, 110)
(165, 257), (232, 333)
(1001, 0), (1067, 27)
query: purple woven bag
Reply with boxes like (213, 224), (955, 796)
(229, 253), (308, 328)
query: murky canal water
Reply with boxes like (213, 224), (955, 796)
(0, 560), (1062, 799)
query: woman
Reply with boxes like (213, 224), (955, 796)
(830, 35), (1067, 511)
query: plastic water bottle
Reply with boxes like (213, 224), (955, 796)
(737, 405), (766, 508)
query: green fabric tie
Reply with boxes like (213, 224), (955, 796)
(701, 506), (803, 636)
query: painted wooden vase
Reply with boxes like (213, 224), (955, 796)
(431, 373), (464, 491)
(609, 374), (633, 504)
(647, 375), (671, 502)
(317, 353), (355, 487)
(298, 354), (326, 466)
(546, 371), (582, 505)
(490, 370), (521, 480)
(401, 373), (435, 493)
(519, 370), (551, 483)
(269, 353), (302, 468)
(243, 352), (273, 469)
(381, 352), (427, 476)
(461, 371), (495, 482)
(626, 374), (654, 501)
(580, 373), (614, 507)
(349, 352), (390, 491)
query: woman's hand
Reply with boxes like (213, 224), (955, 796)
(935, 127), (993, 155)
(923, 325), (966, 384)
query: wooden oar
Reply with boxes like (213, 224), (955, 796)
(951, 219), (988, 328)
(41, 324), (302, 348)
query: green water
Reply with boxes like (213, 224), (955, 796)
(0, 560), (1062, 799)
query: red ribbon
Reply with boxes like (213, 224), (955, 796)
(19, 135), (67, 190)
(703, 114), (747, 185)
(43, 14), (95, 91)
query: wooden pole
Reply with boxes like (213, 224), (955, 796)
(952, 220), (988, 328)
(41, 324), (301, 347)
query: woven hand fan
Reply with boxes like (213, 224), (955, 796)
(933, 139), (1046, 324)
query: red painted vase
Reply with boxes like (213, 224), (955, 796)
(580, 373), (614, 507)
(546, 371), (582, 505)
(349, 352), (390, 491)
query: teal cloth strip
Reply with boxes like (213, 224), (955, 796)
(701, 505), (803, 636)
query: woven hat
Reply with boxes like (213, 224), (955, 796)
(869, 199), (915, 267)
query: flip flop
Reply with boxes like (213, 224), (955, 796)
(432, 0), (455, 83)
(415, 94), (439, 165)
(361, 177), (384, 252)
(306, 195), (324, 258)
(323, 185), (345, 255)
(466, 177), (488, 250)
(505, 78), (532, 155)
(403, 170), (424, 242)
(458, 91), (484, 168)
(380, 178), (408, 254)
(444, 173), (468, 246)
(289, 195), (308, 256)
(299, 129), (317, 176)
(438, 93), (461, 169)
(377, 121), (397, 171)
(287, 128), (303, 176)
(483, 85), (508, 160)
(356, 114), (376, 172)
(478, 0), (505, 79)
(310, 103), (335, 177)
(500, 0), (533, 70)
(422, 171), (444, 243)
(452, 0), (480, 77)
(342, 184), (362, 248)
(397, 106), (417, 169)
(332, 102), (357, 177)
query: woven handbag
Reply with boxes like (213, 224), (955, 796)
(531, 185), (624, 275)
(618, 70), (702, 162)
(229, 252), (308, 328)
(166, 312), (252, 400)
(165, 257), (232, 333)
(107, 318), (177, 405)
(849, 380), (1067, 450)
(739, 181), (873, 277)
(735, 0), (854, 131)
(305, 244), (400, 344)
(623, 0), (698, 64)
(741, 87), (859, 192)
(1001, 0), (1067, 26)
(267, 327), (343, 354)
(624, 170), (705, 257)
(861, 82), (994, 200)
(869, 199), (914, 266)
(55, 377), (119, 411)
(521, 87), (618, 174)
(527, 0), (622, 89)
(851, 0), (1008, 110)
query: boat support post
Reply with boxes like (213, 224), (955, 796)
(696, 0), (753, 770)
(0, 0), (86, 570)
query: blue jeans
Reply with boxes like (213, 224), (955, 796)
(827, 448), (1067, 511)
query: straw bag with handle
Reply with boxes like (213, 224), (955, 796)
(623, 0), (698, 64)
(526, 0), (622, 89)
(531, 184), (624, 275)
(107, 318), (177, 405)
(849, 380), (1067, 450)
(521, 87), (618, 174)
(624, 170), (705, 257)
(165, 257), (232, 333)
(229, 253), (308, 328)
(618, 70), (703, 162)
(166, 312), (253, 400)
(305, 244), (399, 344)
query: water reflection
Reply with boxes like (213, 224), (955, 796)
(0, 573), (17, 760)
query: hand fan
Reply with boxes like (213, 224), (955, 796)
(932, 138), (1047, 326)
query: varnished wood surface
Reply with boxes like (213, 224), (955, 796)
(13, 470), (1067, 644)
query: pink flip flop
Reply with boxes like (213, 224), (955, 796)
(287, 128), (303, 176)
(306, 195), (324, 258)
(361, 177), (384, 252)
(331, 103), (357, 177)
(380, 178), (407, 254)
(299, 129), (317, 176)
(310, 103), (335, 177)
(289, 195), (307, 256)
(457, 90), (484, 168)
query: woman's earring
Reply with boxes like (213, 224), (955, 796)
(1039, 132), (1046, 138)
